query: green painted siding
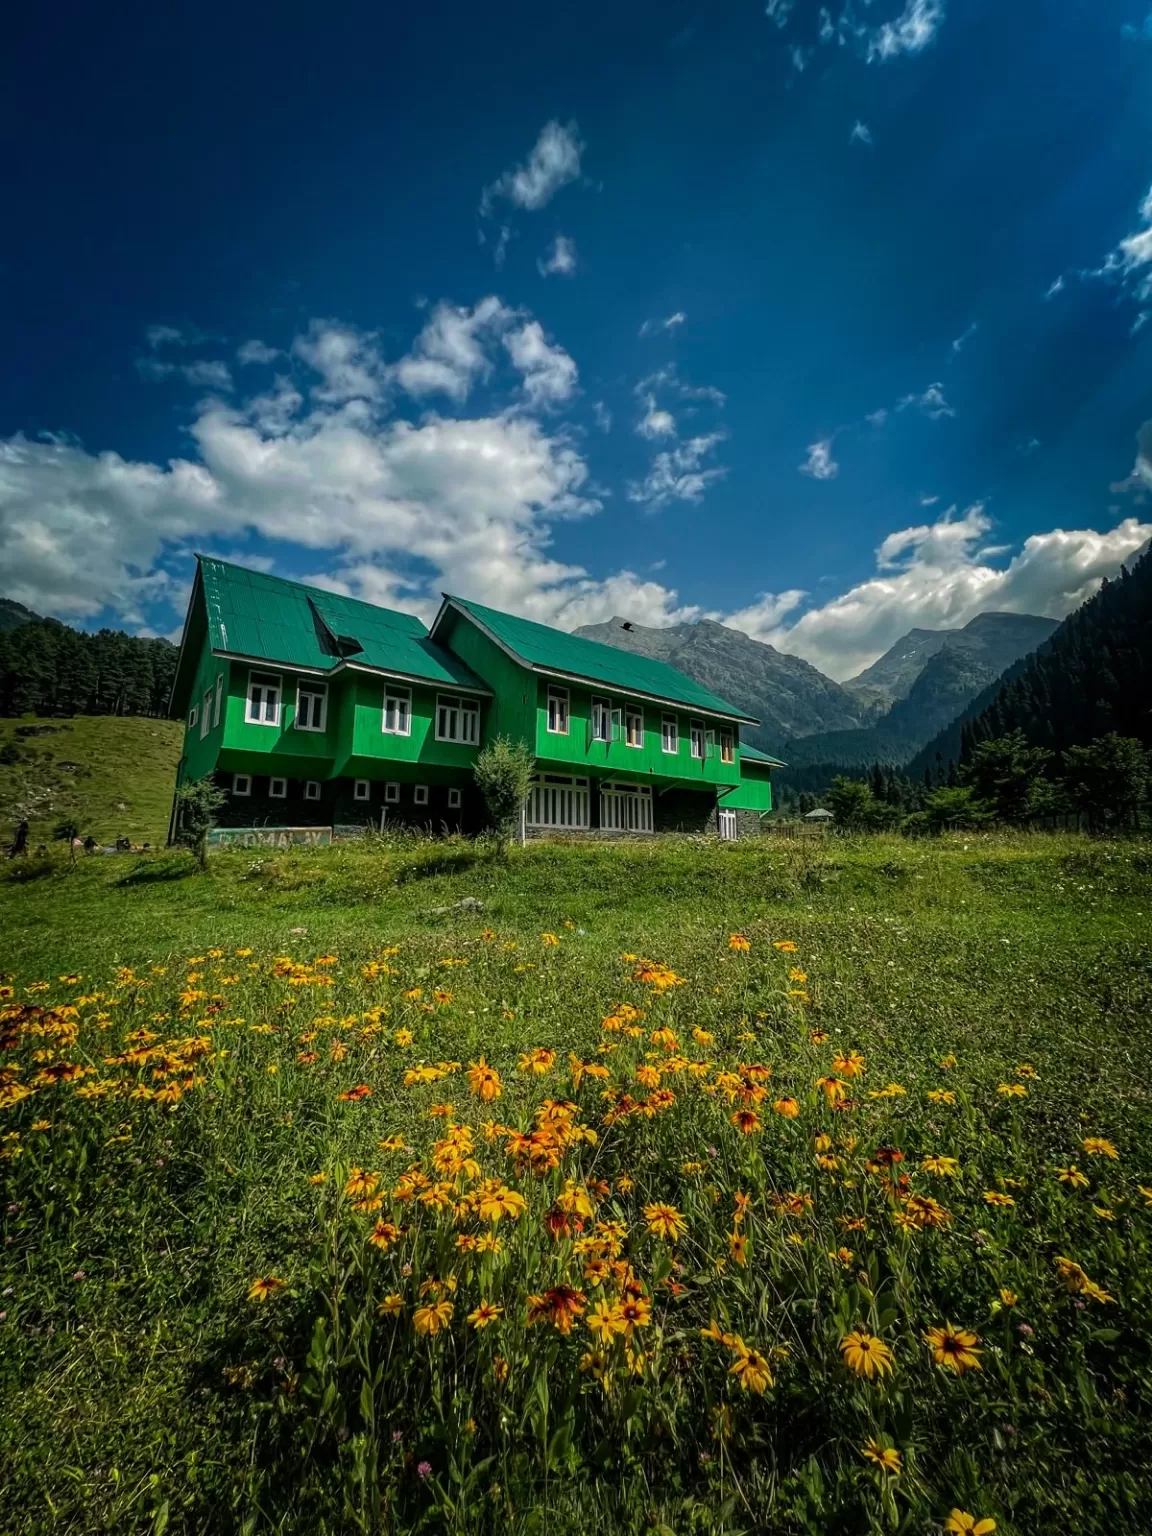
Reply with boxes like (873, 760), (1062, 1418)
(723, 764), (774, 813)
(436, 611), (535, 746)
(341, 674), (483, 780)
(178, 639), (228, 784)
(531, 677), (743, 787)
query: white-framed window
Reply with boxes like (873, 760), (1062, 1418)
(591, 696), (611, 743)
(719, 728), (735, 765)
(625, 706), (644, 748)
(447, 787), (462, 809)
(213, 674), (224, 728)
(546, 685), (569, 736)
(384, 782), (400, 804)
(232, 773), (251, 797)
(601, 781), (654, 832)
(269, 777), (287, 799)
(304, 780), (321, 801)
(436, 694), (480, 745)
(295, 680), (328, 732)
(527, 774), (589, 829)
(188, 705), (198, 731)
(246, 671), (281, 727)
(383, 685), (411, 736)
(414, 784), (429, 806)
(353, 779), (371, 802)
(690, 719), (705, 760)
(718, 807), (737, 840)
(201, 689), (212, 739)
(661, 714), (678, 754)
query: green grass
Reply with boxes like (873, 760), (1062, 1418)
(2, 832), (1152, 1535)
(0, 715), (182, 848)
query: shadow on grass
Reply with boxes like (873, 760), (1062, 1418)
(116, 854), (198, 887)
(393, 847), (485, 883)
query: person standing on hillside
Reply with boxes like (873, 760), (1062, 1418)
(7, 819), (29, 858)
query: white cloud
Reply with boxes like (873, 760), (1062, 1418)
(146, 324), (186, 349)
(136, 356), (233, 392)
(897, 381), (954, 419)
(765, 0), (795, 27)
(722, 504), (1152, 679)
(636, 395), (677, 439)
(628, 433), (728, 510)
(592, 401), (612, 433)
(790, 45), (812, 71)
(392, 297), (513, 402)
(292, 320), (389, 404)
(799, 439), (839, 479)
(503, 321), (578, 407)
(1093, 181), (1152, 301)
(237, 339), (281, 365)
(481, 120), (584, 214)
(538, 235), (578, 277)
(849, 121), (873, 145)
(951, 322), (977, 352)
(639, 311), (687, 337)
(866, 408), (889, 428)
(867, 0), (946, 61)
(1044, 275), (1066, 300)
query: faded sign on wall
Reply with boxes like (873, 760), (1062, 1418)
(206, 826), (332, 849)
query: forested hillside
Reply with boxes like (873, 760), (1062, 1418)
(0, 614), (177, 718)
(908, 546), (1152, 778)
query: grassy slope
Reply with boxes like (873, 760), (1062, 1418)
(0, 715), (182, 847)
(2, 834), (1152, 1534)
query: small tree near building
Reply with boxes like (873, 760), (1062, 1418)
(826, 777), (878, 830)
(473, 736), (535, 856)
(176, 777), (228, 869)
(1062, 733), (1151, 832)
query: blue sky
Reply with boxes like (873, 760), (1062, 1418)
(3, 0), (1152, 679)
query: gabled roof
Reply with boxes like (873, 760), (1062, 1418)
(433, 594), (759, 724)
(191, 558), (489, 691)
(740, 743), (786, 768)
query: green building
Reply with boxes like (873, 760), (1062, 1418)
(168, 557), (782, 839)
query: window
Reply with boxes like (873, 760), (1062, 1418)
(719, 728), (735, 765)
(447, 787), (462, 810)
(383, 686), (411, 736)
(232, 773), (251, 797)
(436, 694), (480, 744)
(661, 715), (678, 754)
(213, 674), (223, 728)
(269, 777), (287, 799)
(353, 779), (371, 802)
(527, 774), (590, 829)
(718, 807), (737, 840)
(187, 706), (198, 731)
(304, 780), (321, 801)
(601, 782), (654, 832)
(690, 719), (705, 760)
(591, 696), (611, 743)
(384, 782), (400, 804)
(246, 671), (281, 726)
(295, 680), (328, 732)
(414, 784), (429, 806)
(625, 706), (644, 748)
(201, 689), (212, 739)
(546, 685), (569, 736)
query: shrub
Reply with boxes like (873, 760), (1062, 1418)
(473, 735), (534, 854)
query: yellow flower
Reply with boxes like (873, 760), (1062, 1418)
(467, 1057), (503, 1102)
(541, 932), (560, 946)
(944, 1512), (996, 1535)
(412, 1300), (454, 1336)
(247, 1275), (286, 1302)
(773, 941), (798, 952)
(831, 1050), (866, 1078)
(729, 1231), (748, 1266)
(394, 1028), (414, 1047)
(997, 1083), (1027, 1097)
(999, 1288), (1018, 1307)
(773, 1097), (800, 1118)
(643, 1203), (687, 1242)
(920, 1155), (960, 1177)
(728, 934), (751, 952)
(729, 1344), (774, 1394)
(1082, 1137), (1119, 1160)
(467, 1302), (503, 1329)
(925, 1325), (982, 1374)
(1056, 1165), (1090, 1189)
(587, 1298), (627, 1341)
(377, 1293), (404, 1317)
(839, 1330), (895, 1380)
(344, 1167), (380, 1199)
(927, 1089), (956, 1105)
(368, 1220), (402, 1251)
(861, 1438), (901, 1474)
(982, 1191), (1015, 1208)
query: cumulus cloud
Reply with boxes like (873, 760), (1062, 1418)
(867, 0), (946, 61)
(538, 235), (577, 277)
(628, 433), (728, 510)
(503, 321), (578, 407)
(635, 394), (677, 440)
(392, 297), (513, 402)
(481, 120), (584, 214)
(0, 309), (704, 637)
(799, 439), (839, 480)
(237, 339), (281, 365)
(722, 503), (1152, 679)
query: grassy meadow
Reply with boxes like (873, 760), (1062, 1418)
(2, 831), (1152, 1535)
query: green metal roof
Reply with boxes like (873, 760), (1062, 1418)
(436, 594), (758, 723)
(197, 558), (489, 691)
(740, 744), (786, 768)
